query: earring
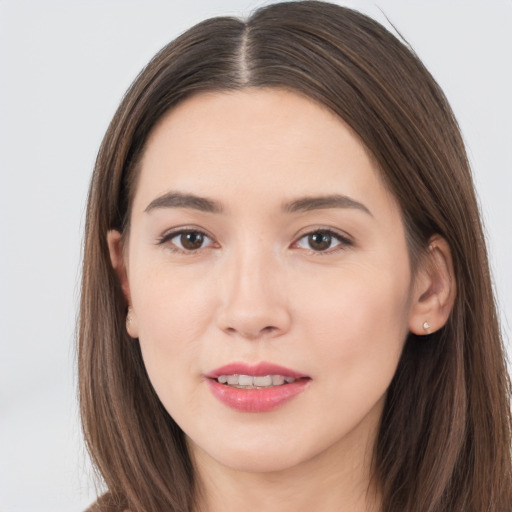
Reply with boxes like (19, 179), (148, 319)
(126, 307), (133, 328)
(423, 321), (431, 333)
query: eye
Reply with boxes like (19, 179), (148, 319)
(159, 229), (215, 252)
(294, 229), (351, 253)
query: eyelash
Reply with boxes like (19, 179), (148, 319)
(293, 229), (352, 255)
(157, 228), (216, 253)
(157, 227), (353, 255)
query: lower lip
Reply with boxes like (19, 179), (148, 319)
(205, 378), (310, 412)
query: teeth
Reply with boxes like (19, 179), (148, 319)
(272, 375), (285, 385)
(216, 374), (297, 388)
(253, 375), (272, 387)
(238, 374), (254, 386)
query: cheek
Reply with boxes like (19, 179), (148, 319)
(297, 261), (411, 398)
(298, 256), (411, 330)
(130, 264), (216, 398)
(132, 258), (215, 332)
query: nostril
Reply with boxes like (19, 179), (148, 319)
(223, 324), (280, 340)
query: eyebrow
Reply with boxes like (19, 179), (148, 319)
(145, 191), (372, 216)
(145, 191), (223, 214)
(283, 194), (372, 216)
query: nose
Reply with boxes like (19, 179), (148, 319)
(216, 246), (292, 340)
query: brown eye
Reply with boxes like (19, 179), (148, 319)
(308, 231), (332, 251)
(162, 230), (213, 252)
(295, 229), (349, 253)
(179, 231), (205, 250)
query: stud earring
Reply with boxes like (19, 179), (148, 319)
(126, 307), (133, 328)
(423, 321), (431, 332)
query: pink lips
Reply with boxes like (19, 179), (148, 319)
(205, 362), (311, 413)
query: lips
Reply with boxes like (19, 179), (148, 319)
(204, 362), (311, 412)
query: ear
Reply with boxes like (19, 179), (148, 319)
(409, 235), (456, 335)
(107, 230), (139, 338)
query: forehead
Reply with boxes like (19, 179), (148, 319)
(133, 88), (396, 215)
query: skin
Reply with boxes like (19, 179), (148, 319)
(108, 89), (455, 512)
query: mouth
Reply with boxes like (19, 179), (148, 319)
(204, 362), (311, 412)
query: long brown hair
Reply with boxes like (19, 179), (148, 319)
(79, 2), (512, 511)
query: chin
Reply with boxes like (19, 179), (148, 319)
(187, 425), (343, 475)
(205, 444), (309, 474)
(185, 425), (306, 471)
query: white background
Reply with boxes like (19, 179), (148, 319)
(0, 1), (510, 510)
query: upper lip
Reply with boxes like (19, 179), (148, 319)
(205, 362), (310, 379)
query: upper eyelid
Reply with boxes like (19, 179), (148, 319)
(296, 230), (347, 242)
(157, 226), (214, 243)
(293, 226), (353, 243)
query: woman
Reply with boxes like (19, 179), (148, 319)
(79, 1), (512, 511)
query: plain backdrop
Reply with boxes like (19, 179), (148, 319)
(0, 1), (510, 510)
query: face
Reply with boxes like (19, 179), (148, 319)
(113, 89), (419, 475)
